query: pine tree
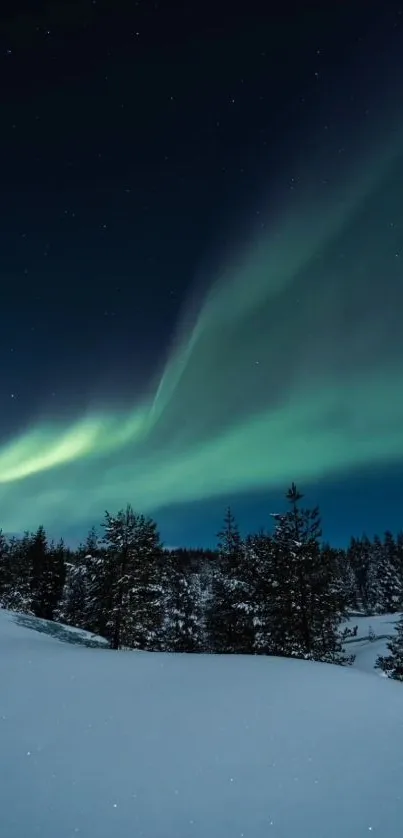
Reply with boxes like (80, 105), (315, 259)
(162, 550), (202, 652)
(376, 614), (403, 680)
(43, 540), (66, 620)
(3, 534), (33, 613)
(207, 508), (255, 654)
(270, 484), (319, 658)
(82, 528), (114, 638)
(396, 531), (403, 593)
(0, 530), (11, 606)
(26, 527), (66, 621)
(59, 557), (88, 627)
(347, 535), (374, 613)
(328, 545), (357, 612)
(271, 484), (353, 664)
(362, 533), (402, 615)
(315, 544), (355, 664)
(28, 526), (49, 617)
(58, 528), (108, 633)
(368, 536), (383, 614)
(102, 505), (164, 650)
(245, 530), (281, 655)
(380, 531), (402, 612)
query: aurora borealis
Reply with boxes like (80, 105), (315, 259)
(1, 2), (403, 544)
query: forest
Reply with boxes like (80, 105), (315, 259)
(1, 484), (402, 680)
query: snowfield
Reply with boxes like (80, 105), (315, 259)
(344, 612), (401, 675)
(1, 607), (403, 838)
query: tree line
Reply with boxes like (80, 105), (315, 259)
(1, 483), (403, 679)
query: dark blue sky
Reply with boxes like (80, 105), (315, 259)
(1, 0), (403, 548)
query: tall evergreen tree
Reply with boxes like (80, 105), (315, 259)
(271, 484), (353, 664)
(59, 557), (88, 628)
(102, 505), (164, 650)
(270, 484), (320, 658)
(5, 534), (33, 612)
(367, 534), (401, 614)
(0, 530), (11, 607)
(347, 535), (374, 613)
(207, 508), (255, 654)
(327, 545), (357, 612)
(58, 528), (108, 633)
(28, 526), (49, 618)
(380, 531), (402, 612)
(27, 527), (66, 620)
(396, 531), (403, 593)
(162, 550), (202, 652)
(43, 539), (66, 620)
(245, 530), (280, 655)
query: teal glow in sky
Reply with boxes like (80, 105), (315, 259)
(1, 101), (403, 538)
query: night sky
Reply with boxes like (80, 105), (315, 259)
(1, 0), (403, 548)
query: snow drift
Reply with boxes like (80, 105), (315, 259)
(1, 606), (403, 838)
(344, 612), (400, 675)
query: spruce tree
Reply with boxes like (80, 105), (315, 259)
(28, 526), (49, 618)
(380, 531), (402, 612)
(364, 533), (401, 615)
(245, 531), (282, 655)
(26, 527), (66, 621)
(81, 527), (113, 638)
(43, 540), (66, 620)
(271, 484), (353, 664)
(5, 534), (33, 613)
(270, 484), (319, 658)
(207, 508), (255, 654)
(396, 531), (403, 594)
(102, 505), (164, 650)
(327, 545), (357, 612)
(59, 557), (88, 628)
(59, 528), (109, 634)
(347, 535), (374, 613)
(0, 530), (11, 606)
(369, 536), (384, 614)
(162, 550), (202, 652)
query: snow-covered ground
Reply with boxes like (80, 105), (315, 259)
(1, 607), (403, 838)
(343, 612), (400, 675)
(1, 609), (109, 649)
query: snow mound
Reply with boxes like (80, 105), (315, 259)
(1, 607), (403, 837)
(0, 607), (108, 648)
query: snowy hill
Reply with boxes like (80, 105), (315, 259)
(1, 607), (403, 838)
(343, 612), (400, 675)
(0, 607), (109, 649)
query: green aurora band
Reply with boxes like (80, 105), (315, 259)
(2, 108), (403, 534)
